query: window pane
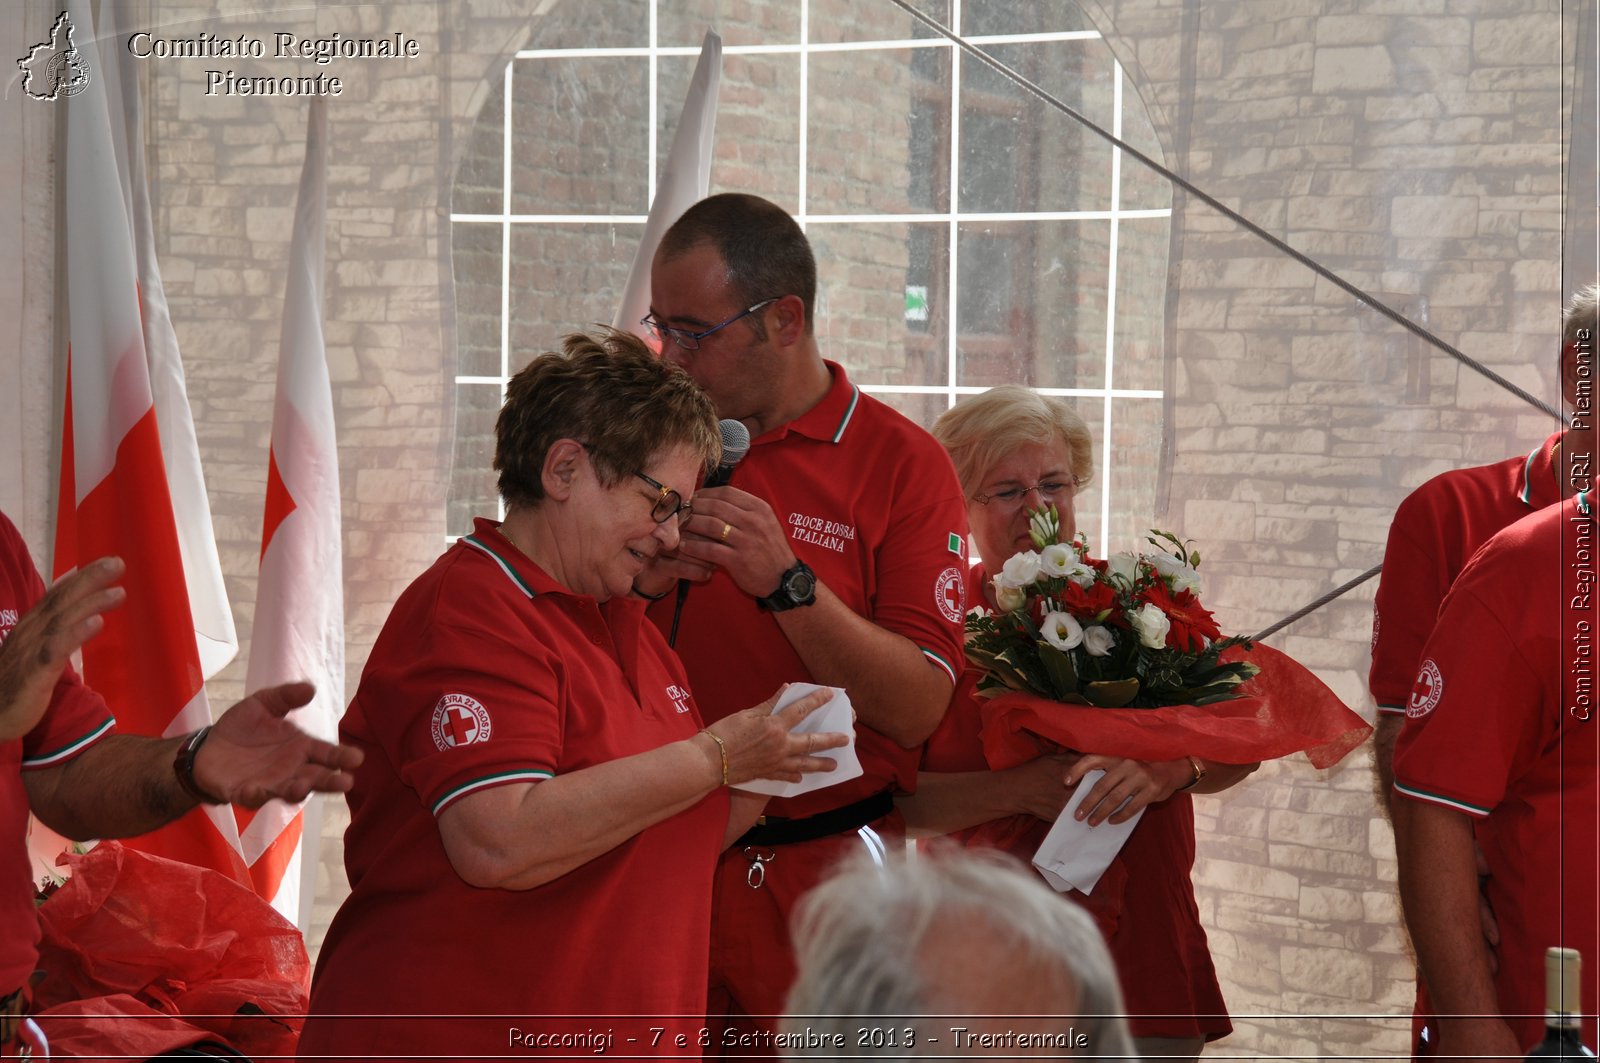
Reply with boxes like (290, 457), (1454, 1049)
(448, 382), (502, 538)
(524, 0), (647, 49)
(510, 58), (649, 215)
(708, 53), (803, 215)
(1120, 80), (1174, 213)
(809, 0), (951, 44)
(658, 2), (800, 48)
(454, 84), (503, 216)
(867, 391), (949, 433)
(809, 49), (948, 216)
(959, 43), (1115, 214)
(1114, 216), (1172, 392)
(962, 0), (1098, 36)
(1101, 396), (1165, 556)
(452, 221), (503, 378)
(507, 223), (641, 368)
(956, 220), (1110, 390)
(810, 221), (948, 388)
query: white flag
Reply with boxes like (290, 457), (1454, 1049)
(55, 0), (246, 881)
(102, 0), (238, 679)
(614, 30), (722, 339)
(241, 96), (344, 925)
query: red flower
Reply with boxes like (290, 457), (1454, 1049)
(1061, 579), (1119, 623)
(1140, 580), (1223, 652)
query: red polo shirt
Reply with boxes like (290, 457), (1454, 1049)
(303, 520), (728, 1058)
(1393, 496), (1599, 1049)
(1, 512), (114, 997)
(649, 362), (968, 818)
(1370, 431), (1564, 711)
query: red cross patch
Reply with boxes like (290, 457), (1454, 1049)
(936, 566), (965, 624)
(1407, 659), (1443, 719)
(431, 693), (493, 750)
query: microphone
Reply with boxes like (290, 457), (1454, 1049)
(706, 419), (751, 488)
(671, 419), (751, 647)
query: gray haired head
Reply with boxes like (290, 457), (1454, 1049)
(781, 848), (1136, 1061)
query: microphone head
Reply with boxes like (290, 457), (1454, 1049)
(718, 419), (752, 470)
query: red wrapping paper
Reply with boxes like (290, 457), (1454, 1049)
(30, 841), (308, 1061)
(979, 642), (1371, 772)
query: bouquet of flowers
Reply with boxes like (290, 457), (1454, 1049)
(965, 505), (1259, 708)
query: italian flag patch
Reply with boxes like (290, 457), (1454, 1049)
(947, 532), (964, 556)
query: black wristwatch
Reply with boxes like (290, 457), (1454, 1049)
(756, 559), (817, 612)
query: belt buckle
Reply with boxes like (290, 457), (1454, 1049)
(742, 846), (775, 889)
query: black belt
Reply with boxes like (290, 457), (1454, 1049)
(735, 790), (893, 847)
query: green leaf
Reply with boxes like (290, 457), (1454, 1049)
(1038, 644), (1080, 697)
(1083, 678), (1140, 707)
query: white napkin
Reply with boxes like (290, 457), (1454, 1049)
(732, 683), (863, 798)
(1031, 769), (1145, 894)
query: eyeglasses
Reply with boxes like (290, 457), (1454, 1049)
(641, 298), (779, 352)
(634, 470), (693, 524)
(972, 477), (1081, 508)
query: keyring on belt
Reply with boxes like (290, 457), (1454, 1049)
(742, 846), (776, 889)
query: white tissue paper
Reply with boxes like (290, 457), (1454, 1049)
(732, 682), (863, 798)
(1031, 769), (1145, 894)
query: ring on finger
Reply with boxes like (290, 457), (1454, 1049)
(720, 522), (733, 542)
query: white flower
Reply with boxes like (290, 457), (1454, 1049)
(1168, 566), (1202, 596)
(1039, 610), (1084, 651)
(1149, 558), (1200, 595)
(1039, 542), (1078, 577)
(1062, 561), (1098, 588)
(1082, 624), (1115, 657)
(995, 550), (1043, 589)
(1106, 552), (1141, 587)
(994, 582), (1027, 612)
(1129, 602), (1171, 649)
(1148, 552), (1202, 596)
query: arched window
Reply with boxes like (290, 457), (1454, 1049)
(447, 0), (1169, 556)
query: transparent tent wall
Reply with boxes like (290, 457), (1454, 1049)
(83, 0), (1578, 1056)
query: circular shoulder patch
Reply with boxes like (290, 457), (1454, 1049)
(432, 692), (493, 750)
(935, 566), (965, 624)
(1407, 658), (1443, 719)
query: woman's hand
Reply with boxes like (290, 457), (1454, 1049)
(706, 686), (848, 786)
(1002, 753), (1082, 822)
(1062, 754), (1192, 827)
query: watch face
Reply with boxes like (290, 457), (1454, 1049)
(787, 568), (817, 600)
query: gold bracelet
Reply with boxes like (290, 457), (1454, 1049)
(700, 729), (729, 787)
(1179, 754), (1207, 791)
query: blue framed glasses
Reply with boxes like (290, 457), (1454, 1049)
(641, 298), (779, 351)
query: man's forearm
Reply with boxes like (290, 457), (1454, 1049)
(23, 733), (195, 840)
(774, 581), (951, 746)
(1395, 798), (1501, 1023)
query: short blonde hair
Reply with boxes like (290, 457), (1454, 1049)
(932, 385), (1094, 499)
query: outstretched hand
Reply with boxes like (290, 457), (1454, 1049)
(0, 557), (126, 743)
(196, 681), (364, 808)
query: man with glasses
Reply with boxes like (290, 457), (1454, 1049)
(634, 192), (969, 1046)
